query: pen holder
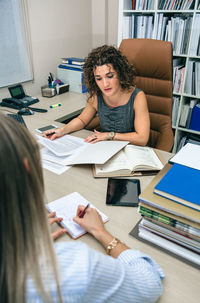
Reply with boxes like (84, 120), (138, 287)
(41, 85), (56, 98)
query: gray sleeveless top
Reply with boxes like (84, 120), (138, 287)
(97, 87), (141, 133)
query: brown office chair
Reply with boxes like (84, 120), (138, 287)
(119, 38), (174, 152)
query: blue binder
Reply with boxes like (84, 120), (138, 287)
(190, 104), (200, 131)
(154, 163), (200, 211)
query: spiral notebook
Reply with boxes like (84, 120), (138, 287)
(46, 192), (109, 239)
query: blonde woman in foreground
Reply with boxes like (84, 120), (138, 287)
(0, 113), (164, 302)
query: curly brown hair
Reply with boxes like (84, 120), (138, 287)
(83, 45), (135, 97)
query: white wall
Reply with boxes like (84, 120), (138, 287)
(91, 0), (119, 48)
(107, 0), (119, 46)
(0, 0), (119, 100)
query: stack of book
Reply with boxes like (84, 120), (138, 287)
(57, 57), (87, 93)
(136, 143), (200, 266)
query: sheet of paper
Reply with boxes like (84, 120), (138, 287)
(64, 140), (129, 165)
(41, 159), (71, 175)
(46, 192), (109, 238)
(37, 134), (86, 156)
(170, 143), (200, 170)
(40, 147), (76, 166)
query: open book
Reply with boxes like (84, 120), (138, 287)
(46, 192), (109, 239)
(93, 145), (164, 177)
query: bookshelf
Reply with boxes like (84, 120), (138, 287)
(118, 0), (200, 152)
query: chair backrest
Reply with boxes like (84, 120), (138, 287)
(119, 38), (174, 152)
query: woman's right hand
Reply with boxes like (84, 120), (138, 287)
(73, 205), (105, 238)
(43, 128), (64, 140)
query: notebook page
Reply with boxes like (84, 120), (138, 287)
(46, 192), (109, 239)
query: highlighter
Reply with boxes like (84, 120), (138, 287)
(50, 103), (62, 108)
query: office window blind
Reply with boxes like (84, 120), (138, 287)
(0, 0), (32, 88)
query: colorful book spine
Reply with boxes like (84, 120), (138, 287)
(139, 205), (200, 237)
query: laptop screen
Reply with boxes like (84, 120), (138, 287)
(8, 84), (25, 99)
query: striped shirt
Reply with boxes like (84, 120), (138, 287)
(26, 241), (165, 302)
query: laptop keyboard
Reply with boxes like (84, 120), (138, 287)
(7, 113), (27, 127)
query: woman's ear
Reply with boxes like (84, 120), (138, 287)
(24, 158), (30, 174)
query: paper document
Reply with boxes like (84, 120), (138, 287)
(38, 134), (129, 165)
(40, 147), (75, 166)
(41, 159), (70, 175)
(37, 134), (86, 156)
(170, 143), (200, 170)
(63, 140), (129, 165)
(46, 192), (109, 239)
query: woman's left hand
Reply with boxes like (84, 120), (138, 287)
(48, 212), (67, 240)
(84, 129), (109, 143)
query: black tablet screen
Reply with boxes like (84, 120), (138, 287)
(106, 178), (141, 207)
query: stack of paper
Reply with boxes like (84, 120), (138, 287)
(37, 134), (129, 174)
(38, 134), (87, 175)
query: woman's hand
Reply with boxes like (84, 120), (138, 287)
(73, 205), (105, 237)
(84, 129), (109, 143)
(43, 128), (65, 140)
(48, 212), (67, 240)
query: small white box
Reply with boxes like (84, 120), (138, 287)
(57, 67), (87, 93)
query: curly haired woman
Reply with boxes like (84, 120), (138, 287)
(44, 45), (150, 146)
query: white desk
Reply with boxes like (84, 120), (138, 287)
(2, 92), (199, 303)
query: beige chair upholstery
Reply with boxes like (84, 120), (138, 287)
(119, 38), (174, 152)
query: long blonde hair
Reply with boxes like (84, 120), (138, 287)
(0, 114), (62, 302)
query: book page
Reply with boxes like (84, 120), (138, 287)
(46, 192), (109, 239)
(95, 149), (131, 174)
(37, 134), (86, 157)
(124, 145), (163, 170)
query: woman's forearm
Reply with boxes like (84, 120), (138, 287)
(92, 229), (130, 258)
(60, 116), (86, 135)
(113, 131), (149, 146)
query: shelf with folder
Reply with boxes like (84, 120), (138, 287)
(118, 0), (200, 152)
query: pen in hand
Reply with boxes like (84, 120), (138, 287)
(79, 203), (90, 218)
(46, 131), (56, 136)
